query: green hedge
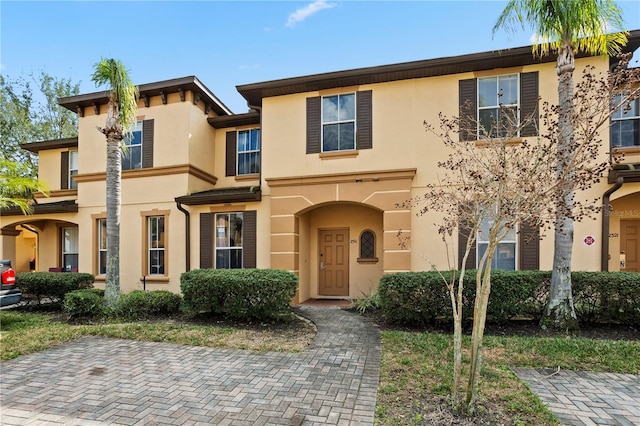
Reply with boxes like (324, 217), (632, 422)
(378, 270), (640, 326)
(180, 268), (298, 321)
(113, 290), (182, 320)
(16, 272), (95, 305)
(63, 289), (105, 318)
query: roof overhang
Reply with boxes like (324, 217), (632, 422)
(609, 163), (640, 183)
(0, 200), (78, 216)
(237, 29), (640, 107)
(20, 137), (78, 153)
(59, 76), (232, 116)
(208, 111), (260, 129)
(175, 186), (261, 205)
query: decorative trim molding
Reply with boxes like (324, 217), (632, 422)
(266, 168), (417, 187)
(73, 164), (218, 185)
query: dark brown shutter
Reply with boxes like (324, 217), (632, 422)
(459, 78), (477, 141)
(520, 72), (539, 138)
(458, 221), (477, 270)
(142, 119), (154, 168)
(226, 131), (236, 176)
(242, 210), (257, 268)
(200, 213), (213, 269)
(356, 90), (373, 150)
(519, 221), (540, 270)
(60, 151), (69, 189)
(306, 96), (321, 154)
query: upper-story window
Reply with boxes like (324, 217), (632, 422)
(611, 96), (640, 148)
(122, 121), (143, 170)
(68, 150), (78, 189)
(322, 93), (356, 152)
(237, 129), (261, 175)
(478, 74), (519, 138)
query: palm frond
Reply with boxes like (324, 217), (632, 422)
(91, 58), (139, 133)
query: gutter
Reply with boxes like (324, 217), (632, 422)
(601, 177), (624, 272)
(176, 202), (190, 272)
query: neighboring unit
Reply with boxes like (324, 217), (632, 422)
(2, 33), (639, 302)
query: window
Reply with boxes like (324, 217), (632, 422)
(478, 74), (519, 138)
(611, 96), (640, 148)
(215, 212), (243, 269)
(322, 93), (356, 152)
(237, 129), (261, 175)
(476, 215), (517, 271)
(97, 218), (107, 275)
(122, 121), (143, 170)
(358, 230), (377, 262)
(69, 150), (78, 189)
(61, 227), (78, 271)
(147, 216), (165, 275)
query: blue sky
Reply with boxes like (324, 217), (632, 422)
(2, 0), (640, 113)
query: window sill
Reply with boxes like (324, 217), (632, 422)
(140, 276), (170, 283)
(319, 150), (359, 159)
(357, 257), (379, 264)
(612, 146), (640, 154)
(474, 137), (523, 147)
(235, 174), (260, 181)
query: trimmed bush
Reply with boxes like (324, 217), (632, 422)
(181, 268), (298, 321)
(114, 290), (182, 320)
(378, 270), (640, 326)
(64, 289), (105, 318)
(17, 272), (95, 305)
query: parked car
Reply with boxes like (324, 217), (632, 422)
(1, 259), (21, 307)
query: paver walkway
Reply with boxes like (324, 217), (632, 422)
(0, 306), (381, 426)
(513, 368), (640, 426)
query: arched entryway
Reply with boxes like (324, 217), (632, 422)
(266, 168), (416, 303)
(609, 190), (640, 272)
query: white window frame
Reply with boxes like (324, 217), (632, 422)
(122, 121), (143, 170)
(69, 150), (78, 190)
(476, 214), (518, 271)
(215, 212), (243, 269)
(611, 95), (640, 148)
(237, 128), (261, 175)
(97, 218), (107, 275)
(321, 93), (356, 152)
(477, 74), (520, 139)
(147, 216), (165, 276)
(61, 226), (78, 271)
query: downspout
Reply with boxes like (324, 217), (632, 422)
(21, 224), (39, 271)
(248, 103), (263, 191)
(601, 177), (624, 272)
(176, 202), (190, 272)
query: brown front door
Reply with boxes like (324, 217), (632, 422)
(318, 228), (349, 296)
(620, 220), (640, 272)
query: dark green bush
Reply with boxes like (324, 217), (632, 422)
(378, 270), (639, 326)
(114, 290), (182, 320)
(181, 268), (298, 321)
(63, 289), (105, 318)
(17, 272), (95, 305)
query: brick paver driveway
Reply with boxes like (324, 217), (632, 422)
(0, 306), (381, 425)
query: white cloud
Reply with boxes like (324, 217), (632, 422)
(286, 0), (336, 28)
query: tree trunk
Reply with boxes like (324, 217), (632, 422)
(542, 43), (579, 332)
(105, 135), (121, 306)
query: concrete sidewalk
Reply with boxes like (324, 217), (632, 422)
(0, 306), (381, 425)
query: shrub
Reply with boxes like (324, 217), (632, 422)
(63, 289), (105, 319)
(17, 272), (95, 306)
(114, 290), (182, 320)
(181, 268), (298, 321)
(350, 291), (381, 314)
(378, 270), (639, 326)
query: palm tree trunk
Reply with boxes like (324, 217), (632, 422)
(105, 136), (121, 305)
(542, 43), (579, 332)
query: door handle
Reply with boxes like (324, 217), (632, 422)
(320, 261), (325, 270)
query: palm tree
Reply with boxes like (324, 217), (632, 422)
(493, 0), (628, 331)
(0, 158), (48, 214)
(91, 59), (138, 306)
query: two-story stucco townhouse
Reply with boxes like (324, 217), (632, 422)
(2, 32), (639, 302)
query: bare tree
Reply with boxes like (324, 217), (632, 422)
(400, 58), (640, 415)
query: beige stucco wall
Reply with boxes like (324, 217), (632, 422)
(609, 189), (640, 271)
